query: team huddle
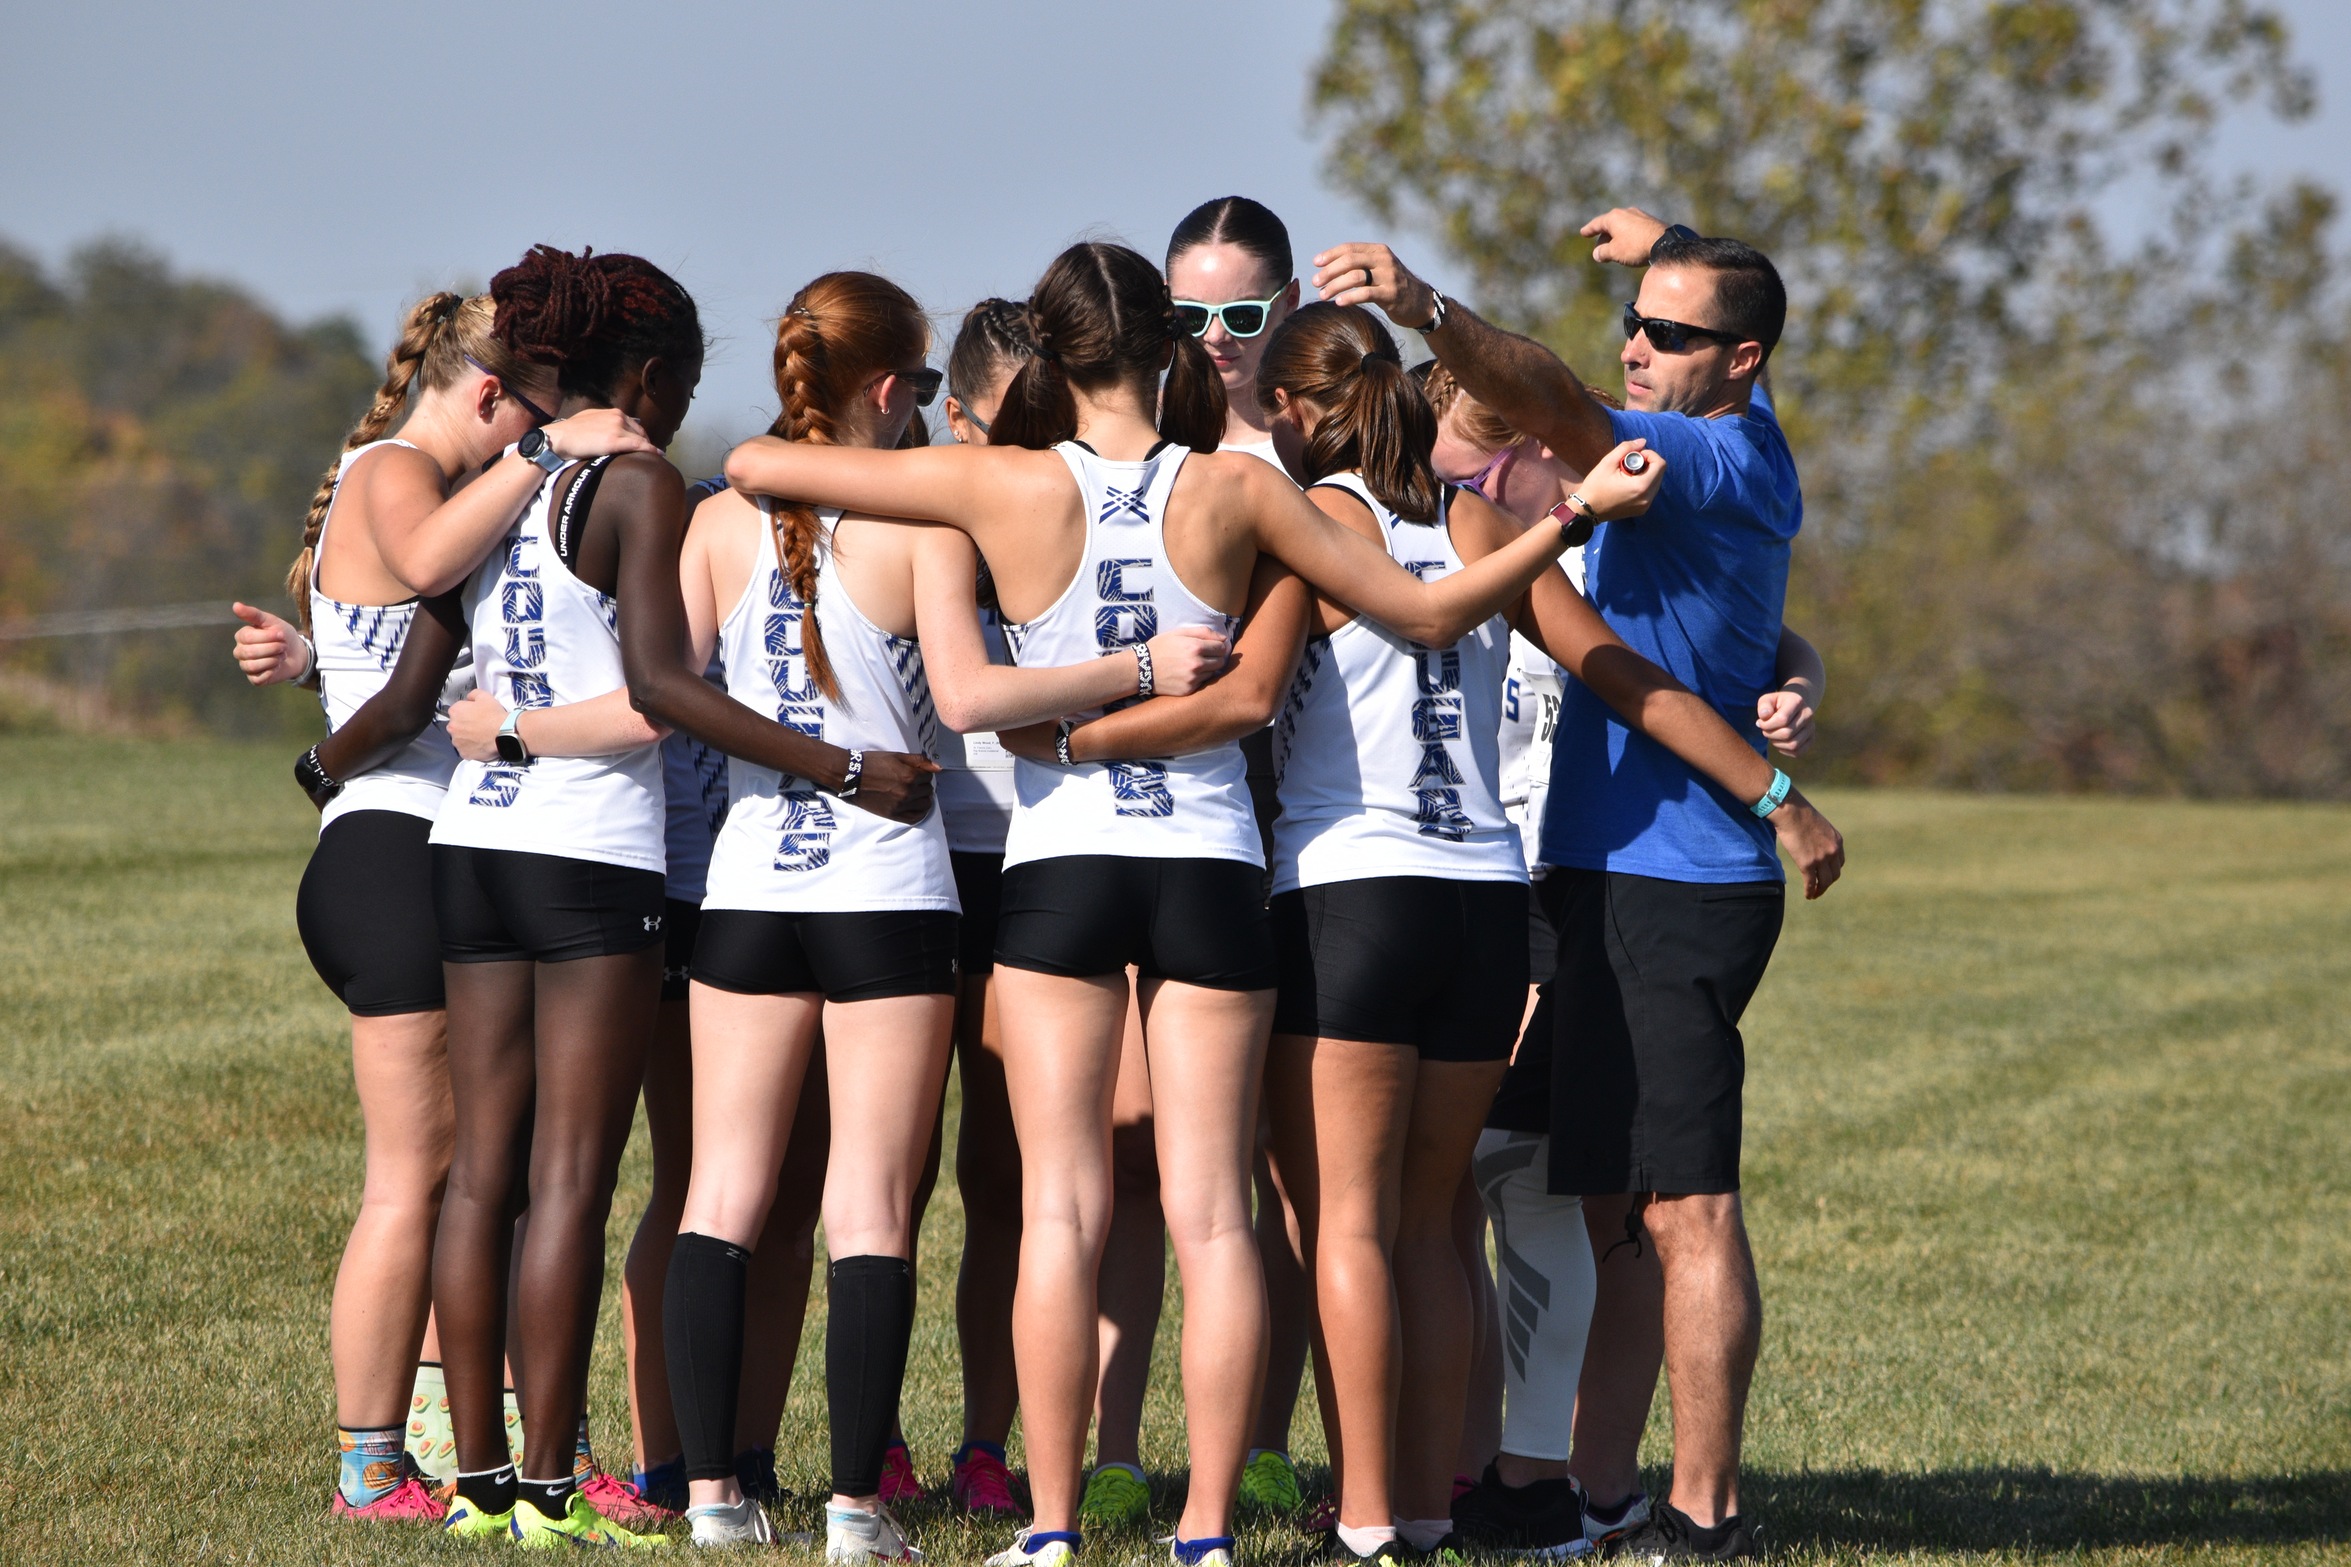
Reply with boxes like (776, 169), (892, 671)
(229, 195), (1845, 1561)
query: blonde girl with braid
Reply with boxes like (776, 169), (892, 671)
(222, 288), (654, 1524)
(660, 272), (1230, 1554)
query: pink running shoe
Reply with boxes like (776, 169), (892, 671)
(582, 1470), (679, 1531)
(1305, 1494), (1339, 1532)
(1453, 1473), (1477, 1503)
(879, 1440), (928, 1505)
(950, 1443), (1024, 1517)
(331, 1475), (447, 1524)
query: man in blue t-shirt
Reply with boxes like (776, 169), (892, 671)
(1317, 218), (1844, 1563)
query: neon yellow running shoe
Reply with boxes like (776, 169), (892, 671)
(1238, 1449), (1302, 1515)
(511, 1489), (670, 1548)
(1079, 1462), (1152, 1528)
(442, 1495), (513, 1538)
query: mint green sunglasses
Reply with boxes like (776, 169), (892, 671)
(1174, 289), (1288, 339)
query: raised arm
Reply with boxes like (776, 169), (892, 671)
(606, 455), (938, 824)
(909, 525), (1229, 733)
(1312, 243), (1618, 472)
(307, 592), (465, 796)
(1244, 444), (1658, 647)
(1004, 557), (1313, 763)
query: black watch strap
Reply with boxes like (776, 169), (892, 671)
(295, 744), (342, 809)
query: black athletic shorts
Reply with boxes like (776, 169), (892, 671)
(951, 852), (1004, 976)
(661, 900), (703, 1002)
(1270, 876), (1529, 1061)
(1541, 868), (1784, 1196)
(995, 855), (1277, 991)
(432, 845), (668, 964)
(1525, 877), (1559, 988)
(691, 908), (960, 1001)
(296, 810), (445, 1016)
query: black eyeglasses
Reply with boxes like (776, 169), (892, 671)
(1621, 302), (1740, 354)
(951, 392), (991, 436)
(465, 353), (557, 426)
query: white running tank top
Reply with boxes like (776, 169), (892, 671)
(701, 506), (957, 913)
(999, 442), (1258, 869)
(932, 603), (1016, 855)
(661, 654), (732, 904)
(1271, 473), (1523, 893)
(431, 459), (666, 873)
(1497, 632), (1564, 877)
(309, 439), (475, 829)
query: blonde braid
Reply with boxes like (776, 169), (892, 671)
(285, 291), (464, 626)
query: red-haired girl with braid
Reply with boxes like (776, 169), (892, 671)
(656, 271), (1229, 1554)
(224, 289), (656, 1525)
(722, 240), (1667, 1567)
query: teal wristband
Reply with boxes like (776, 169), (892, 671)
(1749, 768), (1792, 818)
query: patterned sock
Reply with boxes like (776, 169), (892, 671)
(503, 1387), (525, 1465)
(337, 1424), (406, 1508)
(405, 1362), (457, 1483)
(572, 1416), (596, 1487)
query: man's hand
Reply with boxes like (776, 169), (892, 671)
(231, 602), (311, 686)
(1580, 207), (1671, 267)
(1311, 243), (1441, 330)
(841, 750), (940, 823)
(1771, 789), (1845, 899)
(1756, 687), (1816, 757)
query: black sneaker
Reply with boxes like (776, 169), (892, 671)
(1454, 1463), (1591, 1557)
(1610, 1502), (1758, 1563)
(1418, 1532), (1473, 1565)
(1321, 1533), (1416, 1566)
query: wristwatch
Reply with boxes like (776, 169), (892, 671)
(495, 706), (534, 767)
(1416, 291), (1450, 335)
(1655, 223), (1699, 256)
(515, 427), (567, 474)
(294, 744), (342, 809)
(1548, 493), (1599, 549)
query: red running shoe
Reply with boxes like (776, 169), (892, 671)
(330, 1474), (447, 1524)
(582, 1470), (680, 1531)
(879, 1440), (928, 1505)
(950, 1443), (1024, 1517)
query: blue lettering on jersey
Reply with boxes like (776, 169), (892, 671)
(482, 533), (550, 805)
(1410, 645), (1470, 838)
(761, 567), (835, 865)
(469, 765), (524, 807)
(504, 623), (545, 670)
(774, 788), (838, 872)
(1109, 760), (1174, 817)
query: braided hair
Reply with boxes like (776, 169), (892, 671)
(490, 244), (702, 400)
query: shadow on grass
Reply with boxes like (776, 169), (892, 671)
(1748, 1467), (2351, 1552)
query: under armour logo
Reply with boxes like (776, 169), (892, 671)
(642, 915), (663, 932)
(1099, 485), (1150, 525)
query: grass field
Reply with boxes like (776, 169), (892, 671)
(0, 734), (2345, 1565)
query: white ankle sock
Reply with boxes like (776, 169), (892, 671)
(1395, 1518), (1452, 1551)
(1336, 1523), (1397, 1557)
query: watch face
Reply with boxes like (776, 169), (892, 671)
(517, 428), (545, 459)
(496, 733), (526, 765)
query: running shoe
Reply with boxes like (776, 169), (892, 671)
(1238, 1450), (1302, 1515)
(1325, 1540), (1413, 1567)
(442, 1494), (514, 1538)
(686, 1497), (776, 1547)
(880, 1440), (929, 1505)
(1454, 1464), (1591, 1557)
(736, 1446), (783, 1505)
(1172, 1536), (1235, 1567)
(332, 1472), (446, 1523)
(951, 1443), (1025, 1517)
(1611, 1503), (1755, 1563)
(1451, 1474), (1476, 1504)
(1416, 1534), (1470, 1566)
(826, 1502), (923, 1562)
(1079, 1464), (1152, 1528)
(988, 1529), (1081, 1567)
(510, 1488), (670, 1548)
(1582, 1490), (1652, 1551)
(586, 1470), (680, 1531)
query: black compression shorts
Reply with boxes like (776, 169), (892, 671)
(950, 852), (1004, 977)
(661, 900), (702, 1002)
(691, 908), (960, 1001)
(431, 845), (668, 965)
(994, 855), (1276, 991)
(1271, 876), (1529, 1061)
(296, 810), (445, 1016)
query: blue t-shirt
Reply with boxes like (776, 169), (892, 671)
(1539, 388), (1800, 883)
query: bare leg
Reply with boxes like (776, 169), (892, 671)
(513, 950), (664, 1482)
(1391, 1061), (1506, 1522)
(1093, 985), (1162, 1470)
(1250, 1134), (1311, 1458)
(333, 1009), (454, 1428)
(1642, 1193), (1759, 1528)
(953, 971), (1023, 1448)
(993, 968), (1129, 1535)
(1454, 1173), (1503, 1479)
(1142, 979), (1276, 1544)
(1564, 1194), (1664, 1504)
(434, 960), (537, 1474)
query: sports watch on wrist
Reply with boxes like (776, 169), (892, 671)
(515, 427), (567, 474)
(1548, 493), (1599, 549)
(495, 706), (533, 767)
(1654, 223), (1699, 258)
(1417, 291), (1450, 334)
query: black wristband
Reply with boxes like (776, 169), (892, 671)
(294, 744), (342, 809)
(835, 748), (865, 799)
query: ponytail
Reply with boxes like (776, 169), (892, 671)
(1003, 243), (1227, 454)
(285, 290), (465, 626)
(1158, 326), (1226, 453)
(1256, 302), (1438, 523)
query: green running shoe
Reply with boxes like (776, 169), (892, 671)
(1238, 1450), (1302, 1515)
(1079, 1463), (1152, 1528)
(511, 1488), (670, 1548)
(441, 1495), (513, 1538)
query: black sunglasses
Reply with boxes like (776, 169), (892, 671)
(883, 367), (944, 407)
(1621, 302), (1740, 354)
(465, 353), (558, 426)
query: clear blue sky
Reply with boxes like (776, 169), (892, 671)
(3, 0), (2342, 446)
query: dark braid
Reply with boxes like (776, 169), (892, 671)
(491, 245), (701, 398)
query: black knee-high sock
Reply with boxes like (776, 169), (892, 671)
(664, 1232), (751, 1482)
(826, 1255), (914, 1498)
